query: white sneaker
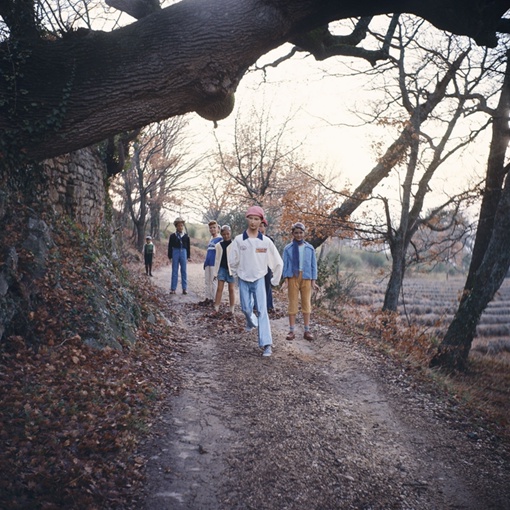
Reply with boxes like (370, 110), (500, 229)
(262, 345), (272, 357)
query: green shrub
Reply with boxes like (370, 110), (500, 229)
(314, 254), (359, 310)
(338, 252), (362, 269)
(359, 250), (388, 269)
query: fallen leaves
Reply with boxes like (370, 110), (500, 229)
(0, 269), (186, 509)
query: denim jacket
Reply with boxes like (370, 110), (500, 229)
(282, 241), (318, 280)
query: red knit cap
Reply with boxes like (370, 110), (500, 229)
(245, 205), (265, 219)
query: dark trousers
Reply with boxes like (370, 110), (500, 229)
(264, 269), (274, 311)
(144, 254), (153, 275)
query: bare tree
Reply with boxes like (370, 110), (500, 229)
(410, 209), (475, 274)
(215, 104), (300, 208)
(301, 18), (493, 314)
(431, 50), (510, 370)
(307, 50), (470, 246)
(111, 117), (199, 250)
(189, 165), (240, 224)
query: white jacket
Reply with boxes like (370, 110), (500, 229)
(228, 231), (283, 285)
(213, 240), (234, 277)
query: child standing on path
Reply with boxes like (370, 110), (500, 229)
(212, 225), (236, 315)
(143, 235), (155, 276)
(167, 217), (191, 295)
(229, 206), (283, 357)
(200, 220), (222, 306)
(282, 222), (319, 341)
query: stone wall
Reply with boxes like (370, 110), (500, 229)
(0, 148), (140, 349)
(42, 148), (106, 232)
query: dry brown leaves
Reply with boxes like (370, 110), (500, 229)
(0, 221), (186, 508)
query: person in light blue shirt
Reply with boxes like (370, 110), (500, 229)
(282, 222), (319, 341)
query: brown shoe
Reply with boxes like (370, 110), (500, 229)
(303, 331), (314, 341)
(286, 332), (295, 341)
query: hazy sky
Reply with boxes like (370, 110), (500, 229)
(189, 46), (378, 184)
(184, 43), (489, 223)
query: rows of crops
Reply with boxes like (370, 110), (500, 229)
(351, 275), (510, 358)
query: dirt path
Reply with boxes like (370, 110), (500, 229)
(140, 262), (509, 509)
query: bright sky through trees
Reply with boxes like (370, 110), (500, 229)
(186, 41), (489, 223)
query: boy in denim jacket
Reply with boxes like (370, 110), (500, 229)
(282, 222), (319, 341)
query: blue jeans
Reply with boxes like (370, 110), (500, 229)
(238, 278), (272, 347)
(218, 266), (235, 283)
(171, 248), (187, 291)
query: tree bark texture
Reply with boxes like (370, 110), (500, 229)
(432, 171), (510, 370)
(464, 50), (510, 292)
(383, 240), (406, 312)
(431, 52), (510, 370)
(0, 0), (509, 162)
(382, 127), (421, 312)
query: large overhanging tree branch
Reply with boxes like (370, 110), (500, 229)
(0, 0), (509, 163)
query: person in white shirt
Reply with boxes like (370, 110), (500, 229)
(228, 206), (283, 357)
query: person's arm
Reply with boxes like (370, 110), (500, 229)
(185, 235), (191, 260)
(268, 242), (283, 286)
(310, 247), (319, 290)
(280, 247), (289, 289)
(213, 243), (222, 278)
(167, 235), (173, 260)
(228, 238), (240, 277)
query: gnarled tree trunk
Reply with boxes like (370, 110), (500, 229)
(431, 52), (510, 370)
(431, 171), (510, 370)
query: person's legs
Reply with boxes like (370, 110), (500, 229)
(253, 278), (271, 348)
(301, 279), (313, 339)
(180, 249), (188, 291)
(239, 279), (258, 330)
(301, 279), (312, 326)
(228, 282), (236, 312)
(204, 266), (216, 301)
(171, 250), (179, 291)
(288, 275), (300, 325)
(214, 280), (225, 311)
(286, 275), (301, 340)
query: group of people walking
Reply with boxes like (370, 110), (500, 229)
(146, 206), (319, 357)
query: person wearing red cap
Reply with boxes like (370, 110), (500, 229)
(229, 206), (283, 357)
